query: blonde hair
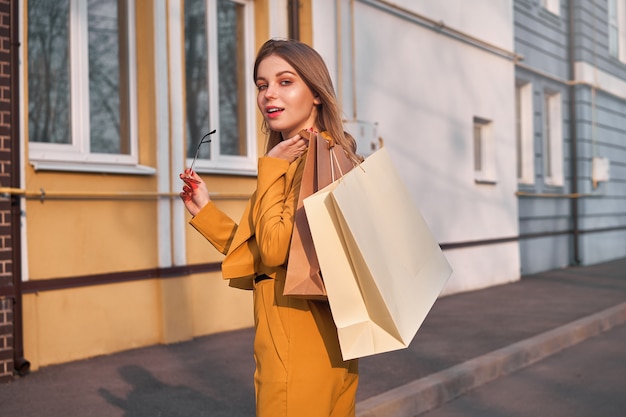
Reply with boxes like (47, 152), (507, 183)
(253, 38), (361, 162)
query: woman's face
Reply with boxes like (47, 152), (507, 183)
(256, 54), (320, 139)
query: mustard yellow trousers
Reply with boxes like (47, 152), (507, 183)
(253, 277), (359, 417)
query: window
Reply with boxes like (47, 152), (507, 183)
(516, 82), (535, 184)
(27, 0), (141, 173)
(608, 0), (626, 62)
(541, 0), (560, 16)
(473, 117), (496, 184)
(543, 91), (563, 187)
(184, 0), (257, 175)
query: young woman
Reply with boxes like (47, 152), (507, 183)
(180, 38), (360, 417)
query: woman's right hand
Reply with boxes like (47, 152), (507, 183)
(266, 133), (309, 163)
(180, 169), (210, 216)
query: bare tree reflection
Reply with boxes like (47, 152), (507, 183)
(28, 0), (128, 154)
(184, 0), (246, 161)
(28, 0), (71, 144)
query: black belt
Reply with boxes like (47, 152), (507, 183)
(254, 274), (272, 284)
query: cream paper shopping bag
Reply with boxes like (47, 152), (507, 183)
(303, 147), (453, 360)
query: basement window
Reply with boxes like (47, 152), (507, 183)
(473, 117), (496, 185)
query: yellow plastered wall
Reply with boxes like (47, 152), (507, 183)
(299, 0), (313, 44)
(25, 196), (159, 278)
(23, 281), (161, 368)
(21, 0), (165, 370)
(23, 0), (160, 280)
(21, 0), (280, 370)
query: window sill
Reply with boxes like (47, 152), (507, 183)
(196, 167), (258, 177)
(30, 160), (157, 175)
(190, 159), (259, 177)
(474, 178), (497, 185)
(544, 178), (564, 188)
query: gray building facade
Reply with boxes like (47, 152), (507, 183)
(514, 0), (626, 274)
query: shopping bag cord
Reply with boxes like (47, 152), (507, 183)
(330, 147), (366, 180)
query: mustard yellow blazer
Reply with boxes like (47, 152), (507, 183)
(190, 155), (306, 290)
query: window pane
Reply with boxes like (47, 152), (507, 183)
(28, 0), (71, 144)
(88, 0), (127, 154)
(184, 0), (211, 159)
(473, 124), (482, 172)
(217, 0), (247, 156)
(608, 0), (617, 17)
(609, 25), (619, 57)
(544, 95), (552, 178)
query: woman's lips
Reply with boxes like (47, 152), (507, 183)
(266, 107), (283, 119)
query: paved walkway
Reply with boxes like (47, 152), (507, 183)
(417, 323), (626, 417)
(1, 258), (625, 417)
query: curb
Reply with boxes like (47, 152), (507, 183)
(356, 302), (626, 417)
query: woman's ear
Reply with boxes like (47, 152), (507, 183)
(314, 95), (321, 105)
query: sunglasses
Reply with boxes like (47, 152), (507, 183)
(189, 129), (216, 172)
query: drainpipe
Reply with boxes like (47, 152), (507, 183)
(288, 0), (300, 40)
(10, 0), (30, 375)
(568, 1), (581, 265)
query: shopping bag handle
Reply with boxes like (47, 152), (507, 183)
(297, 128), (367, 182)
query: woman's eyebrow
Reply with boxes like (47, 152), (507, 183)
(257, 70), (296, 81)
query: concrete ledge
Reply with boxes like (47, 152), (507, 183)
(356, 302), (626, 417)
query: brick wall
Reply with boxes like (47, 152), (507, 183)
(0, 298), (12, 382)
(0, 0), (15, 382)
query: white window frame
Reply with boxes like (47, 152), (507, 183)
(473, 117), (496, 184)
(186, 0), (258, 176)
(608, 0), (626, 62)
(25, 0), (146, 174)
(541, 0), (560, 16)
(516, 82), (535, 185)
(543, 91), (564, 187)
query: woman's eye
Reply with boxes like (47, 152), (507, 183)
(280, 79), (293, 86)
(256, 83), (267, 91)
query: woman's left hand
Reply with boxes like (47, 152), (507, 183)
(179, 169), (211, 216)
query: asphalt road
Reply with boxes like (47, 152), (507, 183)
(419, 323), (626, 417)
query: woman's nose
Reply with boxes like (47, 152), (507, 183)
(264, 83), (278, 99)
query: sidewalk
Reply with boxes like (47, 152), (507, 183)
(1, 258), (625, 417)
